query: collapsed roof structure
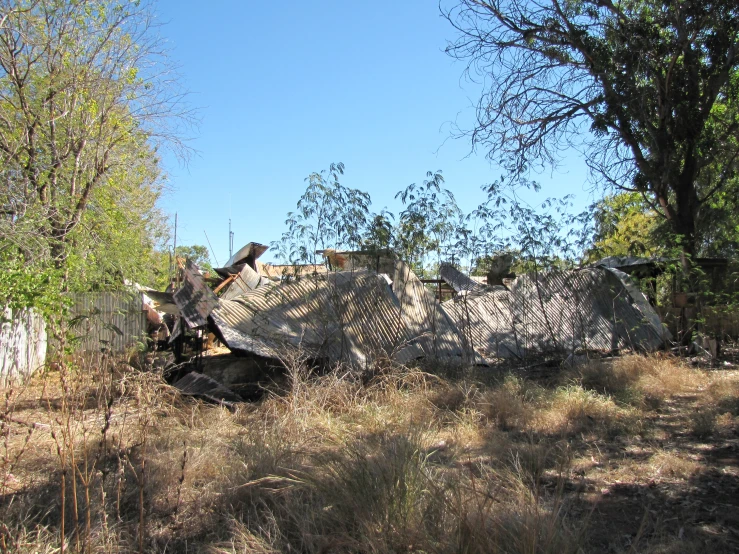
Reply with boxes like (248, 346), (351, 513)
(177, 246), (667, 366)
(163, 244), (671, 370)
(439, 264), (669, 360)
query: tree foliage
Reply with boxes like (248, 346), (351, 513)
(272, 163), (371, 266)
(395, 171), (463, 272)
(0, 0), (191, 309)
(587, 192), (662, 260)
(444, 0), (739, 256)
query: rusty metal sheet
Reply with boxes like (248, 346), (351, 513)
(173, 261), (219, 328)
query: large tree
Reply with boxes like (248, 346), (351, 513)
(443, 0), (739, 260)
(0, 0), (192, 282)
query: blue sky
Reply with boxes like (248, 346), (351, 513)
(155, 0), (594, 265)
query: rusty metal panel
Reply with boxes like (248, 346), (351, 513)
(68, 292), (146, 353)
(173, 260), (219, 328)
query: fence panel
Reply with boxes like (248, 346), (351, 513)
(1, 308), (47, 385)
(68, 292), (147, 353)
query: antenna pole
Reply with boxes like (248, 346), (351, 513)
(172, 212), (178, 288)
(229, 218), (234, 260)
(228, 194), (234, 260)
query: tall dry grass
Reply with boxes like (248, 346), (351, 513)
(1, 351), (736, 552)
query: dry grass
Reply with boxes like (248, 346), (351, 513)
(1, 353), (738, 553)
(573, 355), (701, 408)
(649, 450), (701, 480)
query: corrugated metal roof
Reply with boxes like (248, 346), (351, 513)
(391, 262), (468, 361)
(439, 267), (670, 361)
(509, 268), (669, 356)
(439, 264), (488, 295)
(441, 288), (522, 360)
(210, 270), (465, 366)
(173, 261), (219, 328)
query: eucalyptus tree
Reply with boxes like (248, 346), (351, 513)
(443, 0), (739, 262)
(395, 170), (465, 274)
(273, 163), (372, 267)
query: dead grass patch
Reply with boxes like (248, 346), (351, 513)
(574, 355), (700, 409)
(2, 353), (738, 553)
(649, 450), (701, 480)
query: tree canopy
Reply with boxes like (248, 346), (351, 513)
(0, 0), (192, 310)
(444, 0), (739, 257)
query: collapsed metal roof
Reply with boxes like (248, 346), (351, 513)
(163, 243), (671, 368)
(210, 270), (439, 365)
(439, 264), (670, 359)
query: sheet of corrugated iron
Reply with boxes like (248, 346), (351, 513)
(441, 289), (522, 360)
(439, 264), (487, 294)
(211, 270), (452, 366)
(220, 263), (271, 301)
(173, 261), (219, 328)
(68, 292), (146, 353)
(509, 268), (668, 355)
(392, 262), (468, 361)
(173, 371), (243, 405)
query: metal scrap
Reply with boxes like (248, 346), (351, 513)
(172, 260), (219, 328)
(438, 264), (670, 360)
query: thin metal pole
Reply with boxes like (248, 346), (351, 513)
(173, 212), (178, 289)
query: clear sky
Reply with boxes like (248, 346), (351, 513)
(154, 0), (594, 265)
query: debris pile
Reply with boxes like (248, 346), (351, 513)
(144, 243), (672, 402)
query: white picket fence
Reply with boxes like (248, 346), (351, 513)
(1, 308), (47, 386)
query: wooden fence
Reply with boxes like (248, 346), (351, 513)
(1, 308), (47, 385)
